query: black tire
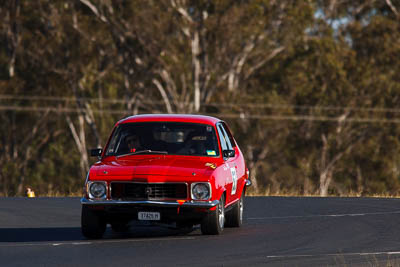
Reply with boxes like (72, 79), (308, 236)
(201, 194), (225, 235)
(81, 205), (106, 239)
(225, 194), (244, 227)
(110, 221), (129, 233)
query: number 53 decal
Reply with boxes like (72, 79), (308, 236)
(230, 167), (238, 195)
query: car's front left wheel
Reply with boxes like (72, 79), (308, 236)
(81, 205), (106, 239)
(225, 193), (244, 227)
(201, 194), (225, 235)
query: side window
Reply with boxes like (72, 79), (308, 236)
(221, 122), (236, 148)
(219, 125), (233, 150)
(217, 124), (233, 151)
(217, 124), (228, 151)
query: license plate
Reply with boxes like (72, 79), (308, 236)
(138, 212), (161, 221)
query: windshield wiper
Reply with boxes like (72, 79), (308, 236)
(116, 150), (168, 158)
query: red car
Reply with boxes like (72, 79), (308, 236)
(81, 114), (251, 238)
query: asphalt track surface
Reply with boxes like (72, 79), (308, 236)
(2, 197), (400, 266)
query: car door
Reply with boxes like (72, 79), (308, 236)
(216, 123), (238, 206)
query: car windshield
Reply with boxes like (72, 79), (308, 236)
(105, 122), (220, 157)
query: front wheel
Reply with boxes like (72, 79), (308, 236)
(81, 205), (106, 239)
(225, 194), (244, 227)
(201, 194), (225, 235)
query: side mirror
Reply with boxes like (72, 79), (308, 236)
(223, 149), (235, 158)
(90, 148), (102, 158)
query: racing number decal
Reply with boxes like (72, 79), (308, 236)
(230, 167), (238, 195)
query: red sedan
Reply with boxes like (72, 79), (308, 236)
(81, 114), (251, 238)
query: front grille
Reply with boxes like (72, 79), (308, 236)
(111, 182), (187, 200)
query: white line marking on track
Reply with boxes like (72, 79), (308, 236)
(72, 242), (92, 245)
(0, 236), (195, 248)
(266, 251), (400, 259)
(248, 210), (400, 220)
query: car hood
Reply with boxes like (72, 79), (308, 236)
(92, 156), (219, 180)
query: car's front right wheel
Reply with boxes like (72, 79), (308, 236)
(81, 205), (106, 239)
(201, 194), (225, 235)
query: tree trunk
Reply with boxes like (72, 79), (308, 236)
(67, 115), (89, 179)
(192, 23), (201, 112)
(319, 169), (332, 197)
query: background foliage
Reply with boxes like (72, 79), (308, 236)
(1, 0), (400, 196)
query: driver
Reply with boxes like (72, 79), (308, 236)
(126, 134), (142, 153)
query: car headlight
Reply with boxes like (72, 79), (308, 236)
(191, 183), (211, 200)
(88, 181), (107, 199)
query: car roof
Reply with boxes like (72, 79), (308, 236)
(117, 114), (222, 126)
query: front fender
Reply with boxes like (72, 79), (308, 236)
(211, 173), (227, 202)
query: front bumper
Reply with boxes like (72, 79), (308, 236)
(81, 197), (219, 208)
(81, 197), (219, 224)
